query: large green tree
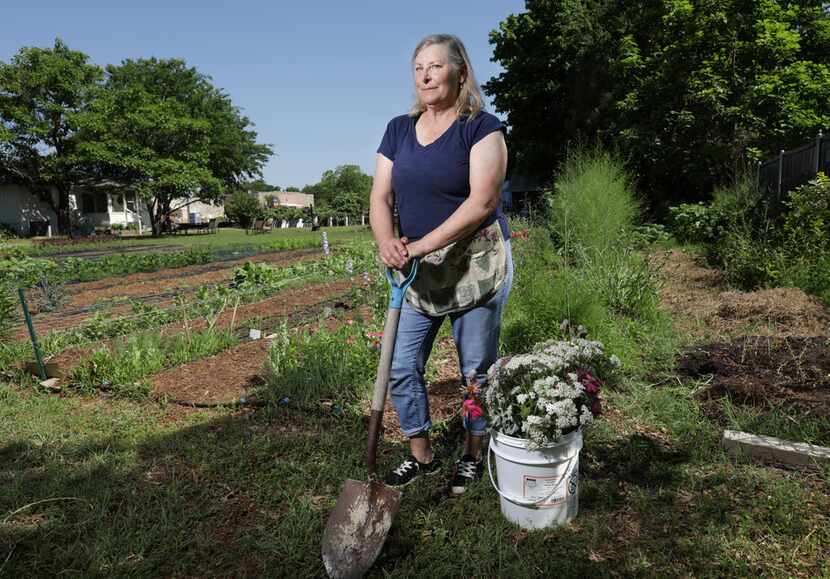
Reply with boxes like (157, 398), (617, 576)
(304, 164), (371, 218)
(0, 39), (102, 233)
(79, 58), (272, 235)
(487, 0), (830, 205)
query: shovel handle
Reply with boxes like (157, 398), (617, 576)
(367, 259), (419, 477)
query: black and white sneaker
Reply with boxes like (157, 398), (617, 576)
(383, 455), (441, 488)
(450, 454), (483, 496)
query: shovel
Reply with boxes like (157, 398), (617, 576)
(321, 259), (419, 579)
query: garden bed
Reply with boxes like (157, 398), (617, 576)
(680, 336), (830, 418)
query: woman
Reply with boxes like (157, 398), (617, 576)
(369, 34), (512, 495)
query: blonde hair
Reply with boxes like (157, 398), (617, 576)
(408, 34), (484, 120)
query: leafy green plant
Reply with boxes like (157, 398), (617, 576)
(548, 147), (639, 263)
(263, 320), (380, 406)
(668, 202), (722, 245)
(68, 328), (237, 398)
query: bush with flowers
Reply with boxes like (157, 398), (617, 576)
(484, 337), (620, 448)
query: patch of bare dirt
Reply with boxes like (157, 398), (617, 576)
(151, 339), (271, 405)
(680, 336), (830, 421)
(662, 248), (830, 420)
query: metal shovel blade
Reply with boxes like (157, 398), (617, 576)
(321, 478), (401, 579)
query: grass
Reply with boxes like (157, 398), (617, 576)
(11, 226), (372, 256)
(1, 379), (827, 577)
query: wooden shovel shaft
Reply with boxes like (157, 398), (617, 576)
(366, 307), (402, 476)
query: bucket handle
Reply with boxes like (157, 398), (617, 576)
(486, 437), (575, 509)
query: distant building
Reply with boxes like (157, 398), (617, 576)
(252, 190), (314, 209)
(170, 199), (225, 224)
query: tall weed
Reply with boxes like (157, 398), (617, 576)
(548, 147), (639, 262)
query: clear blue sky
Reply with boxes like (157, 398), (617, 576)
(2, 1), (526, 189)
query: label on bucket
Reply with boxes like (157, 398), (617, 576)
(523, 474), (567, 507)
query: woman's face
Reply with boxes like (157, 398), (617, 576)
(413, 44), (464, 109)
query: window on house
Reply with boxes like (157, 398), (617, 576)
(82, 193), (109, 214)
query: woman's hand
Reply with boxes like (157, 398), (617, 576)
(379, 236), (410, 269)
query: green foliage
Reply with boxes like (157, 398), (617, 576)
(0, 38), (103, 233)
(487, 1), (830, 204)
(68, 328), (237, 398)
(264, 321), (379, 406)
(304, 165), (371, 217)
(668, 202), (722, 245)
(504, 148), (674, 375)
(77, 57), (272, 235)
(502, 231), (608, 355)
(687, 172), (830, 304)
(224, 190), (263, 227)
(782, 172), (830, 252)
(55, 247), (211, 283)
(548, 147), (639, 261)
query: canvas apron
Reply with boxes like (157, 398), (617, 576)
(400, 221), (508, 316)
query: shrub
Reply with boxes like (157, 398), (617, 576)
(548, 147), (639, 262)
(225, 190), (264, 227)
(668, 202), (722, 245)
(781, 173), (830, 254)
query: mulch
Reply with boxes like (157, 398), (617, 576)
(662, 249), (830, 419)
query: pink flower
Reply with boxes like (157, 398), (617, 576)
(578, 370), (601, 395)
(462, 398), (483, 420)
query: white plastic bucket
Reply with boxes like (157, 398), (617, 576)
(488, 429), (582, 529)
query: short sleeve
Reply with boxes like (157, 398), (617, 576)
(465, 112), (504, 149)
(377, 118), (399, 161)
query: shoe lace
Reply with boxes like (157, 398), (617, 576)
(393, 459), (417, 476)
(456, 459), (479, 479)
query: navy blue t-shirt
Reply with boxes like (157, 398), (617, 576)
(377, 111), (509, 241)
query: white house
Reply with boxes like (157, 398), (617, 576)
(0, 183), (150, 236)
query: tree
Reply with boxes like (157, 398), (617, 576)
(486, 0), (830, 206)
(305, 164), (371, 218)
(285, 185), (300, 192)
(78, 58), (272, 235)
(243, 178), (279, 192)
(0, 39), (103, 233)
(224, 190), (262, 227)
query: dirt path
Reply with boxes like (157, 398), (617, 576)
(659, 249), (829, 338)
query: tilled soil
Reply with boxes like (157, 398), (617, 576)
(663, 249), (830, 418)
(43, 278), (357, 375)
(680, 336), (830, 418)
(16, 249), (319, 338)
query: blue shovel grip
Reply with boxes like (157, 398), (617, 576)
(386, 258), (419, 310)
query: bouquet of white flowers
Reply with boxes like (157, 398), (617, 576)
(485, 338), (620, 448)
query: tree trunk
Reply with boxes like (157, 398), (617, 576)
(56, 185), (72, 235)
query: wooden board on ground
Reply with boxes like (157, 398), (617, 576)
(722, 429), (830, 468)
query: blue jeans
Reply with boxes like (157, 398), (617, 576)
(388, 240), (514, 438)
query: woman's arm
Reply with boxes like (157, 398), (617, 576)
(369, 153), (410, 269)
(405, 130), (508, 257)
